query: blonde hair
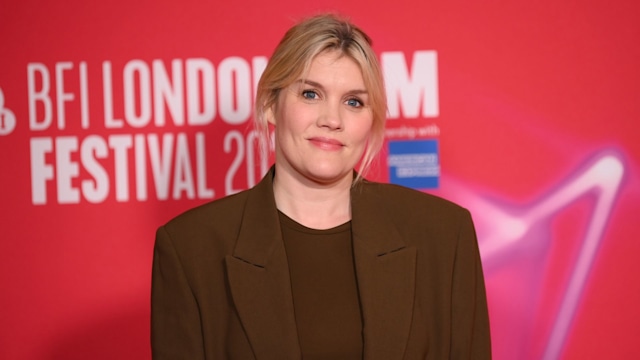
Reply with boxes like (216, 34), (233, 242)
(254, 13), (387, 180)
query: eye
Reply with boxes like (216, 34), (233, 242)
(345, 98), (363, 108)
(301, 90), (319, 100)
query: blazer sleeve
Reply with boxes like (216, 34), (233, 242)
(450, 210), (492, 359)
(151, 226), (205, 360)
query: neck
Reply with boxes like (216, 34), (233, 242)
(272, 168), (353, 230)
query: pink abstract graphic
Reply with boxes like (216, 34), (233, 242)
(440, 151), (625, 359)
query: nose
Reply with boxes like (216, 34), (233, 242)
(317, 101), (343, 130)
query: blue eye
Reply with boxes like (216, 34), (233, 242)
(302, 90), (318, 100)
(346, 98), (363, 107)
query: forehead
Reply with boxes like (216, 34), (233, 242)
(302, 50), (365, 85)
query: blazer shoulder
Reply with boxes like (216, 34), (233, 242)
(160, 189), (251, 240)
(360, 180), (469, 216)
(353, 181), (476, 256)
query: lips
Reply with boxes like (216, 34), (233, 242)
(307, 136), (344, 150)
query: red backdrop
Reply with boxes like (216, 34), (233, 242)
(1, 1), (639, 359)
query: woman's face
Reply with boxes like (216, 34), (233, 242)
(269, 51), (373, 186)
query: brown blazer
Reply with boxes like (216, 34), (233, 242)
(151, 168), (491, 359)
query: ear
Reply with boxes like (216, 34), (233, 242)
(265, 106), (276, 126)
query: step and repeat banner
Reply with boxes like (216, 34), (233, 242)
(1, 1), (639, 359)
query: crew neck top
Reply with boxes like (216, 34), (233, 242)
(279, 210), (363, 360)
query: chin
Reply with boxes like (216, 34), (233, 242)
(304, 166), (352, 184)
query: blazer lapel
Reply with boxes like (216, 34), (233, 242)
(225, 170), (416, 359)
(351, 182), (417, 360)
(225, 169), (301, 360)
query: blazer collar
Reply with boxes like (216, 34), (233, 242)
(226, 168), (416, 360)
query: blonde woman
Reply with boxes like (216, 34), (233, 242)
(152, 13), (491, 360)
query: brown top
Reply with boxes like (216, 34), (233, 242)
(279, 210), (363, 360)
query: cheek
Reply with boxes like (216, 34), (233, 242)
(354, 118), (374, 143)
(276, 104), (309, 132)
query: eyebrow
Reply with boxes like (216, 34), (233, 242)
(296, 79), (369, 96)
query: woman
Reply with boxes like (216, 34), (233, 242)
(152, 14), (491, 359)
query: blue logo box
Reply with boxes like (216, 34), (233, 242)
(388, 140), (440, 189)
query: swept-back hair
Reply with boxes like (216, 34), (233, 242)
(254, 13), (387, 180)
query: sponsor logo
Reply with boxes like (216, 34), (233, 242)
(388, 139), (439, 189)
